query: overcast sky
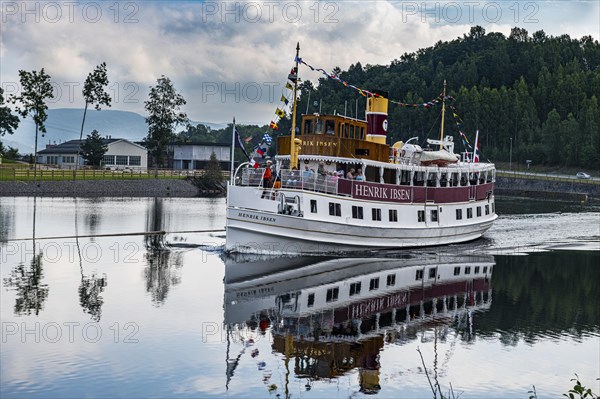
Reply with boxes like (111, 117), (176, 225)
(1, 0), (599, 125)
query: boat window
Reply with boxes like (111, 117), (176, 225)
(428, 267), (437, 279)
(349, 282), (361, 296)
(418, 210), (425, 222)
(329, 202), (341, 217)
(326, 287), (339, 302)
(431, 209), (438, 222)
(483, 266), (488, 274)
(386, 274), (396, 287)
(415, 269), (424, 280)
(475, 266), (480, 274)
(492, 203), (495, 213)
(315, 119), (324, 134)
(369, 278), (379, 291)
(465, 267), (471, 275)
(372, 208), (382, 221)
(476, 206), (482, 217)
(303, 119), (313, 135)
(349, 125), (355, 139)
(325, 120), (335, 135)
(352, 206), (363, 219)
(310, 200), (317, 213)
(307, 293), (315, 307)
(389, 209), (398, 222)
(454, 267), (460, 276)
(467, 208), (473, 219)
(456, 209), (463, 220)
(485, 205), (490, 215)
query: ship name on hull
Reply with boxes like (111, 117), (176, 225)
(354, 183), (411, 202)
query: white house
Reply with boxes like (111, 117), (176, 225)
(172, 142), (231, 170)
(37, 138), (148, 170)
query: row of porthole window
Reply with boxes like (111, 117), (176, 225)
(312, 200), (495, 223)
(307, 274), (397, 306)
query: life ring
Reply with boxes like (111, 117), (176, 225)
(304, 160), (309, 165)
(325, 160), (332, 165)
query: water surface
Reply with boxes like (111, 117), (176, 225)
(1, 196), (598, 398)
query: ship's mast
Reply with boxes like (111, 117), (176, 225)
(439, 80), (447, 150)
(290, 42), (300, 169)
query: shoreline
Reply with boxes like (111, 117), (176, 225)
(0, 179), (203, 198)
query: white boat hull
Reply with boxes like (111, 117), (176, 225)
(226, 206), (496, 255)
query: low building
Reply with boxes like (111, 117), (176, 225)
(37, 138), (148, 170)
(172, 142), (231, 170)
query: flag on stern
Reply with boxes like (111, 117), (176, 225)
(234, 128), (252, 162)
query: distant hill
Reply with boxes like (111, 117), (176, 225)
(3, 108), (227, 154)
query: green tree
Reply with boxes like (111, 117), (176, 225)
(4, 146), (20, 160)
(204, 151), (223, 184)
(144, 76), (188, 173)
(80, 130), (108, 168)
(11, 69), (54, 185)
(0, 87), (20, 136)
(76, 63), (111, 169)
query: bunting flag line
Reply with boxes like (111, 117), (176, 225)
(297, 57), (455, 108)
(262, 133), (272, 144)
(275, 108), (285, 118)
(285, 82), (293, 91)
(269, 121), (279, 131)
(280, 95), (289, 105)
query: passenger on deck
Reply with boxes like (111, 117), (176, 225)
(346, 168), (355, 180)
(355, 168), (364, 181)
(262, 160), (273, 187)
(302, 165), (314, 180)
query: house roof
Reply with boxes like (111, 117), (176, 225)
(37, 139), (145, 154)
(172, 141), (231, 147)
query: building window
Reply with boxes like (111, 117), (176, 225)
(454, 266), (460, 276)
(326, 287), (339, 302)
(369, 278), (379, 291)
(431, 209), (438, 222)
(386, 274), (396, 287)
(415, 269), (424, 280)
(372, 208), (381, 221)
(116, 155), (128, 166)
(428, 267), (437, 279)
(483, 266), (488, 274)
(307, 293), (315, 307)
(467, 208), (473, 219)
(474, 266), (480, 274)
(329, 202), (341, 217)
(418, 210), (425, 222)
(352, 206), (363, 219)
(62, 156), (74, 163)
(465, 267), (471, 275)
(129, 156), (141, 166)
(476, 206), (482, 217)
(485, 205), (490, 215)
(456, 209), (463, 220)
(103, 155), (115, 165)
(311, 200), (318, 213)
(389, 209), (398, 222)
(349, 282), (361, 296)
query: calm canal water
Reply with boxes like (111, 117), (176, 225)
(0, 196), (598, 398)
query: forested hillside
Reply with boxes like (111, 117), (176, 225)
(189, 26), (600, 169)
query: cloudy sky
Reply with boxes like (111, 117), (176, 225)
(1, 0), (599, 126)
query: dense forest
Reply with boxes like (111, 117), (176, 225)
(183, 26), (600, 169)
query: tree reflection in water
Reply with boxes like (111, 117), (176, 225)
(144, 198), (182, 306)
(75, 198), (107, 322)
(3, 197), (49, 315)
(3, 252), (48, 315)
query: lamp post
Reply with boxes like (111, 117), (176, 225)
(509, 137), (513, 171)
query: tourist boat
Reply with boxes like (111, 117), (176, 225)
(226, 47), (497, 255)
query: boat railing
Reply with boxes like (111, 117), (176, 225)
(239, 167), (339, 195)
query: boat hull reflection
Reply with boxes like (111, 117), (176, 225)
(223, 253), (494, 390)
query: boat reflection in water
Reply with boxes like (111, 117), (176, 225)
(223, 253), (494, 394)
